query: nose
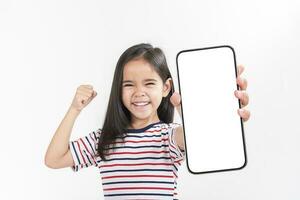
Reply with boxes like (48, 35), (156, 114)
(134, 85), (146, 97)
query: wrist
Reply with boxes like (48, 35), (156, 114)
(68, 106), (81, 116)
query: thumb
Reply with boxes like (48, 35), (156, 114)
(92, 91), (97, 98)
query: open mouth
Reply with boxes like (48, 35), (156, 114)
(132, 101), (150, 107)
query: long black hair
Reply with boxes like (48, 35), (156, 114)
(96, 43), (175, 160)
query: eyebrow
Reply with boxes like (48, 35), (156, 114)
(122, 79), (158, 84)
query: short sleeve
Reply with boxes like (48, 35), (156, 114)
(69, 128), (101, 172)
(168, 123), (186, 164)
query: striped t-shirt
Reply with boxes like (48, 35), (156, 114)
(69, 121), (185, 200)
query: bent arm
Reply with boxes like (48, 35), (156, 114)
(44, 106), (80, 169)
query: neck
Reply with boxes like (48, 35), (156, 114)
(129, 115), (160, 129)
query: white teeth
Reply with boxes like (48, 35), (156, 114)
(133, 102), (149, 106)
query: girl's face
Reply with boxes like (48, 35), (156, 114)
(122, 58), (171, 126)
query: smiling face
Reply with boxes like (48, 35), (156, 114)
(122, 58), (172, 128)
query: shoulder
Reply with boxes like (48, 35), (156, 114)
(166, 122), (181, 129)
(158, 122), (182, 132)
(87, 128), (102, 142)
(167, 122), (181, 128)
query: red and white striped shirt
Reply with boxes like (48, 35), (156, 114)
(69, 121), (185, 200)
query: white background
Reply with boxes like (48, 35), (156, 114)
(0, 0), (299, 199)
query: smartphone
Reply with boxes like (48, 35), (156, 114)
(176, 45), (247, 174)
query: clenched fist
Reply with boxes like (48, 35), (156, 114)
(70, 85), (97, 112)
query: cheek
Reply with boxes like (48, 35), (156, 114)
(149, 88), (164, 102)
(122, 89), (131, 105)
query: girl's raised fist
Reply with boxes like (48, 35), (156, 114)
(70, 85), (97, 112)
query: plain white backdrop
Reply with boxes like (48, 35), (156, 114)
(0, 0), (299, 199)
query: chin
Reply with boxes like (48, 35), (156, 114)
(132, 114), (152, 120)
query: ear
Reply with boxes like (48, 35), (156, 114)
(162, 78), (172, 97)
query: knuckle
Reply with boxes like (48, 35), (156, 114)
(247, 110), (251, 116)
(243, 79), (248, 88)
(86, 85), (93, 89)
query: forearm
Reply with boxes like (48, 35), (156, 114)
(45, 106), (80, 165)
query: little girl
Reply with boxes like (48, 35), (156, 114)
(45, 43), (250, 199)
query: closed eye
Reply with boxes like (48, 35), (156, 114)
(146, 82), (155, 85)
(123, 82), (155, 87)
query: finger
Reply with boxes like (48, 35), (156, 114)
(92, 91), (97, 97)
(237, 64), (245, 76)
(170, 92), (181, 105)
(237, 109), (251, 122)
(170, 92), (182, 116)
(80, 87), (94, 93)
(236, 77), (248, 90)
(83, 84), (93, 89)
(172, 100), (182, 117)
(78, 85), (93, 91)
(78, 90), (93, 98)
(234, 90), (249, 107)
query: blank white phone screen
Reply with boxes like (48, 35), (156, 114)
(176, 46), (247, 174)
